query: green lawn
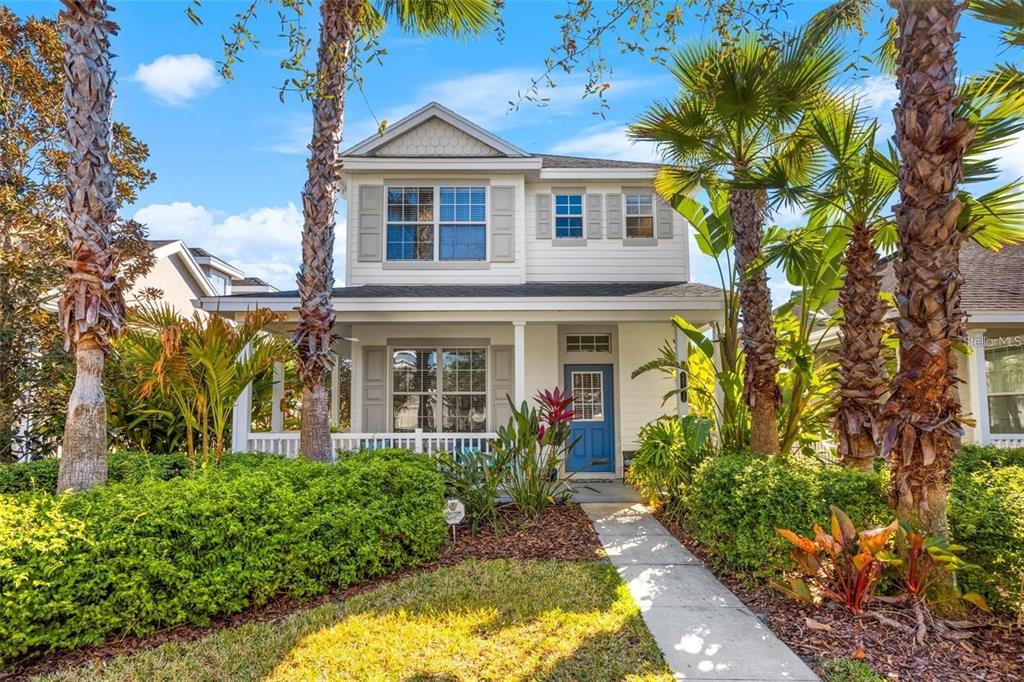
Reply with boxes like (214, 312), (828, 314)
(38, 560), (672, 682)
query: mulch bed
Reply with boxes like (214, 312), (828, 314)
(654, 512), (1024, 682)
(2, 502), (603, 682)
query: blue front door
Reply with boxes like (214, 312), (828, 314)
(564, 364), (615, 473)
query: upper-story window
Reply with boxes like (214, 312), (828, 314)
(386, 186), (486, 261)
(554, 194), (584, 238)
(209, 272), (230, 295)
(625, 193), (655, 239)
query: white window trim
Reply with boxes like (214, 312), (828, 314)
(389, 344), (490, 433)
(624, 191), (655, 240)
(986, 345), (1024, 435)
(385, 184), (489, 263)
(566, 333), (612, 354)
(553, 192), (585, 240)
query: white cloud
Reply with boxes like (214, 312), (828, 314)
(550, 123), (660, 162)
(132, 54), (219, 106)
(985, 129), (1024, 181)
(852, 75), (898, 114)
(134, 201), (347, 290)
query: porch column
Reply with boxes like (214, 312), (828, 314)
(968, 328), (991, 445)
(675, 323), (690, 418)
(231, 343), (253, 452)
(711, 325), (725, 420)
(271, 362), (284, 432)
(330, 354), (341, 428)
(513, 320), (527, 403)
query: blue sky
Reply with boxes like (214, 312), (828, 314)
(11, 1), (1023, 297)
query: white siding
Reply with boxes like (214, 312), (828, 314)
(524, 323), (559, 399)
(617, 321), (677, 450)
(525, 183), (690, 282)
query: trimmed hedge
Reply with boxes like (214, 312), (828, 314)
(953, 444), (1024, 474)
(681, 454), (888, 576)
(950, 460), (1024, 615)
(0, 451), (445, 665)
(0, 452), (190, 494)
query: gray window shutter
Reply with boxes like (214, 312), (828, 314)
(357, 185), (384, 261)
(362, 346), (387, 431)
(491, 346), (514, 429)
(491, 186), (515, 262)
(606, 193), (623, 239)
(586, 194), (603, 239)
(656, 196), (674, 239)
(535, 193), (552, 239)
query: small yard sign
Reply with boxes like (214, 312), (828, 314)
(444, 499), (465, 525)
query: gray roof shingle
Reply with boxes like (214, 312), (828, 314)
(228, 281), (721, 299)
(532, 154), (661, 170)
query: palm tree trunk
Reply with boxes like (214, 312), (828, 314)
(835, 221), (887, 472)
(729, 188), (781, 455)
(883, 0), (974, 537)
(56, 0), (122, 492)
(294, 0), (358, 462)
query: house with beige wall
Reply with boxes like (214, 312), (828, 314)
(202, 102), (723, 478)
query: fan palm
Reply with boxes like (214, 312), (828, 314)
(55, 0), (122, 492)
(630, 34), (843, 454)
(291, 0), (497, 460)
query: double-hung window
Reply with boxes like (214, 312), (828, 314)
(986, 345), (1024, 434)
(625, 193), (655, 238)
(392, 347), (487, 433)
(554, 194), (584, 238)
(386, 186), (486, 261)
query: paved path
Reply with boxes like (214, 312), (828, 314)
(582, 502), (819, 681)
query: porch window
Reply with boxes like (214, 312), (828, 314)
(386, 187), (434, 260)
(624, 193), (654, 238)
(386, 186), (487, 261)
(554, 194), (584, 238)
(571, 371), (605, 421)
(566, 333), (611, 353)
(392, 346), (487, 432)
(986, 345), (1024, 434)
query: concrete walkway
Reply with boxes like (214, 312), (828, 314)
(582, 502), (819, 681)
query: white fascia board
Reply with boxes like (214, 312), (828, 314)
(341, 102), (529, 158)
(199, 295), (723, 314)
(192, 255), (246, 281)
(538, 168), (658, 181)
(967, 312), (1024, 324)
(341, 157), (542, 172)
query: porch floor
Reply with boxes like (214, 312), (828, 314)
(568, 480), (644, 504)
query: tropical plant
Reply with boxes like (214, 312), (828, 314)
(436, 448), (512, 533)
(53, 0), (126, 492)
(626, 414), (713, 517)
(120, 305), (293, 468)
(193, 1), (498, 461)
(0, 8), (154, 464)
(630, 33), (843, 454)
(774, 505), (898, 615)
(494, 388), (575, 516)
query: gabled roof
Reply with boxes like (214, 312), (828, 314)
(145, 239), (218, 298)
(341, 102), (530, 158)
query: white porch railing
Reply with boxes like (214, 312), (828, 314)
(991, 436), (1024, 449)
(247, 428), (497, 458)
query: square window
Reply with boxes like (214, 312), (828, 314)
(554, 194), (583, 239)
(624, 193), (655, 239)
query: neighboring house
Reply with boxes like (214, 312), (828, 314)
(129, 240), (276, 315)
(201, 102), (723, 478)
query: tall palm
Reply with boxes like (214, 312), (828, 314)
(630, 35), (843, 454)
(293, 0), (496, 460)
(56, 0), (122, 492)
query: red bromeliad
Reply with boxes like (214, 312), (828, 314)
(536, 387), (575, 426)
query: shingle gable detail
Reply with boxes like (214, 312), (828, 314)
(373, 117), (502, 157)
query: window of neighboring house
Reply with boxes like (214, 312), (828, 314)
(386, 187), (434, 261)
(439, 187), (486, 260)
(986, 344), (1024, 434)
(554, 194), (584, 238)
(209, 272), (229, 295)
(392, 347), (487, 433)
(386, 186), (487, 261)
(624, 193), (655, 239)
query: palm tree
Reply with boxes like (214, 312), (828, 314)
(630, 35), (843, 454)
(292, 0), (497, 461)
(56, 0), (122, 492)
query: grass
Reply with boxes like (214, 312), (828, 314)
(37, 559), (672, 682)
(820, 658), (885, 682)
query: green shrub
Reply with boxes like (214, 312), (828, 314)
(949, 464), (1024, 616)
(627, 415), (713, 516)
(954, 444), (1024, 474)
(682, 454), (888, 576)
(0, 451), (190, 494)
(437, 449), (511, 533)
(0, 452), (445, 665)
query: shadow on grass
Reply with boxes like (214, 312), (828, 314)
(38, 559), (672, 682)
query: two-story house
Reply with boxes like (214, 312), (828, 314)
(203, 103), (724, 478)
